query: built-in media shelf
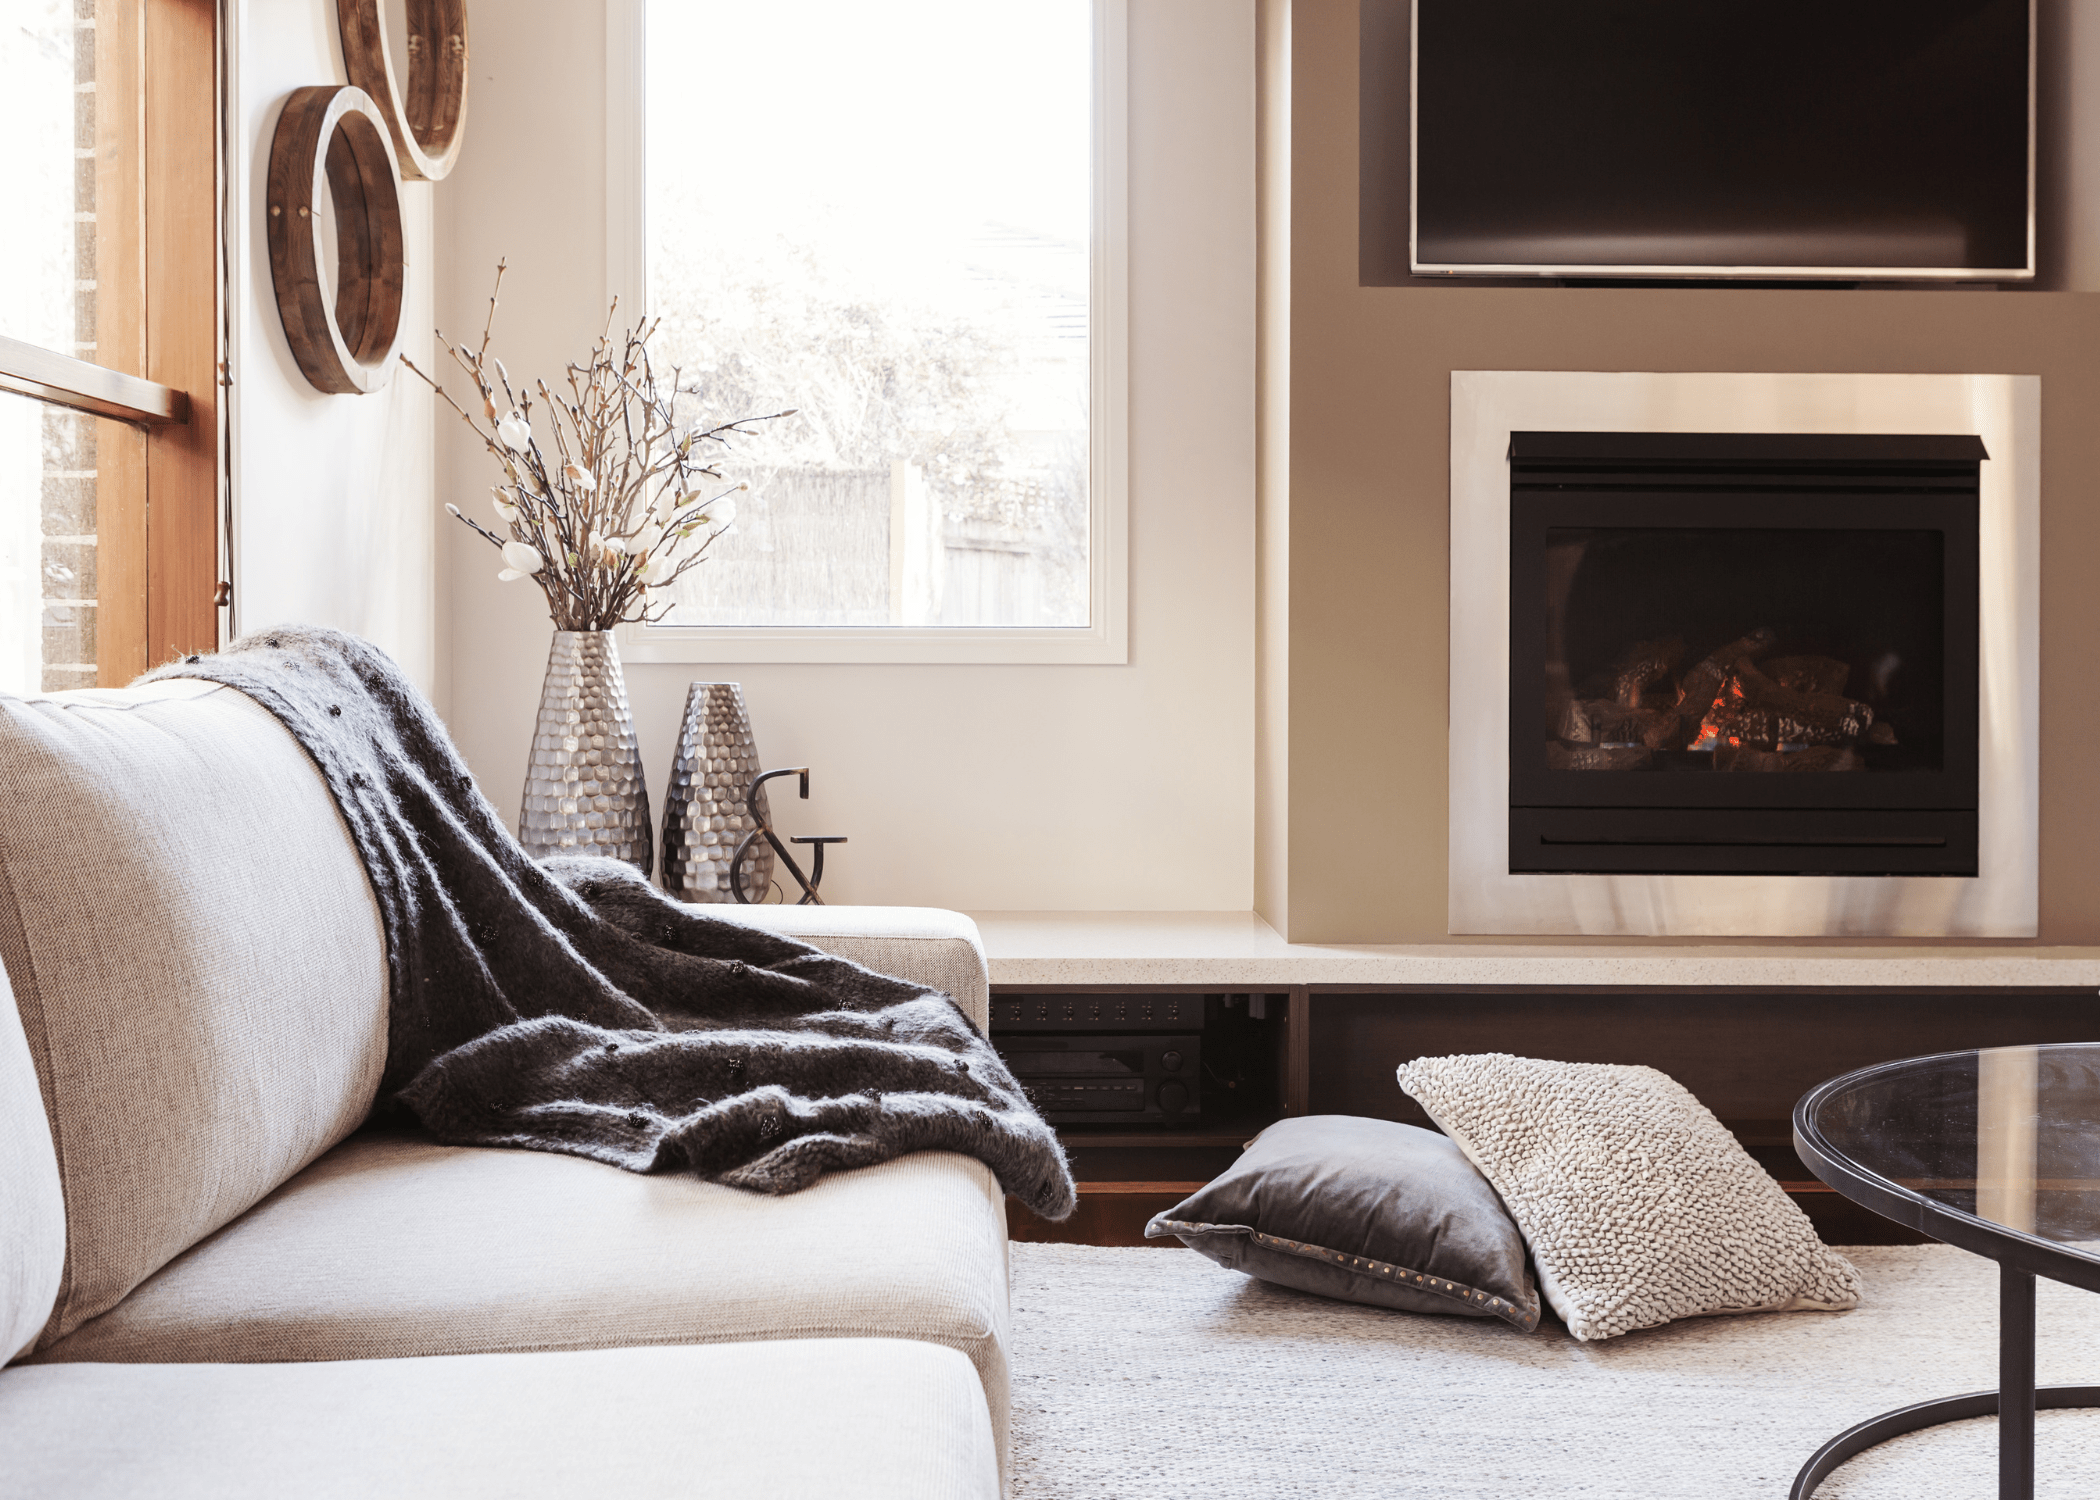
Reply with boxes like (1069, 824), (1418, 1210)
(988, 985), (1293, 1199)
(983, 925), (2100, 1246)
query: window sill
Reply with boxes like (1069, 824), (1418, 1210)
(616, 619), (1128, 666)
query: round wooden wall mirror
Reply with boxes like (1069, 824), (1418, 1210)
(336, 0), (469, 182)
(267, 85), (407, 395)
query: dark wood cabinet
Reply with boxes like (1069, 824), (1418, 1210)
(1000, 982), (2095, 1247)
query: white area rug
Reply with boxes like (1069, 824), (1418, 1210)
(1008, 1243), (2100, 1498)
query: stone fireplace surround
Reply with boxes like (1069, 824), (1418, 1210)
(1448, 372), (2040, 938)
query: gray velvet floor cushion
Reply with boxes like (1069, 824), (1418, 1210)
(0, 1339), (998, 1499)
(1145, 1115), (1541, 1330)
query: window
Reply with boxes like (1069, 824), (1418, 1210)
(613, 0), (1125, 663)
(0, 0), (218, 696)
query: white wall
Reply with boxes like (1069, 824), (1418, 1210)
(226, 2), (437, 694)
(434, 0), (1256, 911)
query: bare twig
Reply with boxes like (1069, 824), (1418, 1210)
(411, 265), (785, 630)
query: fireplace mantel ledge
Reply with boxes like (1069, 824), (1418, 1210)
(966, 911), (2100, 989)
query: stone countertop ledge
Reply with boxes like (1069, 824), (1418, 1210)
(964, 911), (2100, 990)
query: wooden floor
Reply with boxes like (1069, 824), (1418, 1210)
(1009, 1183), (1200, 1247)
(1007, 1180), (1927, 1248)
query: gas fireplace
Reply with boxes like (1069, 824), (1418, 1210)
(1507, 432), (1981, 876)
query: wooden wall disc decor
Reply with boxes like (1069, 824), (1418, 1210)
(336, 0), (469, 182)
(267, 85), (408, 396)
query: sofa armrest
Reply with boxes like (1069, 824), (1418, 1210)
(701, 905), (991, 1033)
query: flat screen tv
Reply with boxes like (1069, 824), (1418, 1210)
(1410, 0), (2034, 280)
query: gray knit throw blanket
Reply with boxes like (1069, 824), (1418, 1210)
(146, 627), (1076, 1220)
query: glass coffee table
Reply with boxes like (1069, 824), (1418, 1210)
(1792, 1043), (2100, 1500)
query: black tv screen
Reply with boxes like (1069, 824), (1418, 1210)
(1411, 0), (2034, 278)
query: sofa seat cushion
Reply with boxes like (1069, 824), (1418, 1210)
(0, 1338), (998, 1499)
(37, 1134), (1014, 1470)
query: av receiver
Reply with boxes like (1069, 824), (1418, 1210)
(997, 1034), (1200, 1125)
(991, 994), (1205, 1032)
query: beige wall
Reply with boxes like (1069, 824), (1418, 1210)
(435, 0), (1257, 910)
(1281, 0), (2100, 943)
(1254, 0), (1292, 931)
(2043, 0), (2100, 291)
(226, 1), (437, 695)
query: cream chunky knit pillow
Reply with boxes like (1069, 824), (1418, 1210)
(1395, 1053), (1861, 1341)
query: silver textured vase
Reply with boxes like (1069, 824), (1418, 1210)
(660, 682), (774, 903)
(520, 630), (652, 876)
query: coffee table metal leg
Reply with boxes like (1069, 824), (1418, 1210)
(2001, 1264), (2035, 1499)
(1791, 1379), (2100, 1498)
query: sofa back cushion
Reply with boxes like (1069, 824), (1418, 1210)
(0, 957), (64, 1364)
(0, 680), (388, 1348)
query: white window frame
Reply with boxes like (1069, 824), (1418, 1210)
(605, 0), (1128, 665)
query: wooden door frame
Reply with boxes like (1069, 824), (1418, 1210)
(94, 0), (222, 683)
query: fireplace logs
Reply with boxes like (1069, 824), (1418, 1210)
(1712, 743), (1863, 773)
(1611, 638), (1683, 707)
(1766, 656), (1851, 697)
(1557, 697), (1681, 749)
(1547, 743), (1654, 771)
(1674, 629), (1776, 724)
(1552, 626), (1892, 772)
(1705, 657), (1877, 748)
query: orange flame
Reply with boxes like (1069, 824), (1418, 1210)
(1687, 676), (1744, 752)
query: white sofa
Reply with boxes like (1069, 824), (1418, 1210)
(0, 680), (1010, 1498)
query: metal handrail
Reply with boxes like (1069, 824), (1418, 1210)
(0, 333), (189, 427)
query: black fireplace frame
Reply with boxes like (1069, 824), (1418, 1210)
(1507, 432), (1982, 877)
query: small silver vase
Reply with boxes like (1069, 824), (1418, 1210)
(520, 630), (652, 875)
(660, 682), (774, 903)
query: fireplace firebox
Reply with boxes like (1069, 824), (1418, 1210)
(1507, 432), (1981, 876)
